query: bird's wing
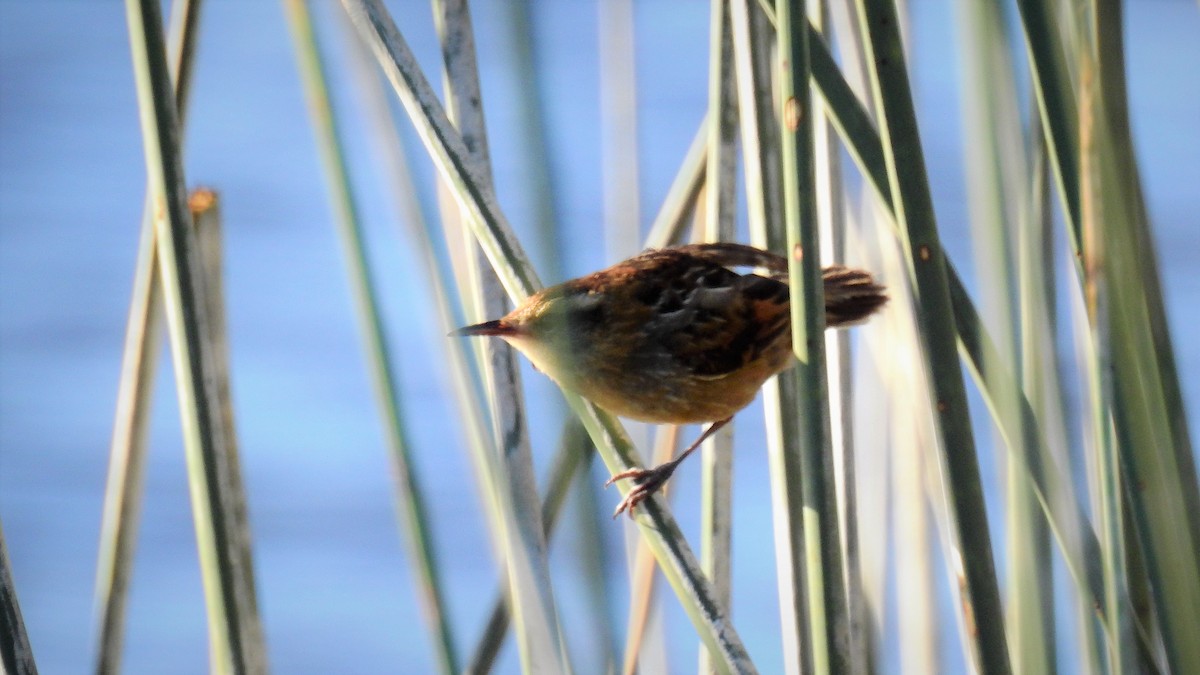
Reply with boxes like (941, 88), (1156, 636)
(669, 242), (788, 274)
(630, 252), (790, 378)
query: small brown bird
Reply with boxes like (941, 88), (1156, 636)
(454, 243), (886, 518)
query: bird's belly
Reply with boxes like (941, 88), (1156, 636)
(574, 356), (790, 425)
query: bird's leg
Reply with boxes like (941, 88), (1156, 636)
(606, 417), (733, 518)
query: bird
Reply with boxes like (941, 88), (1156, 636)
(453, 242), (887, 518)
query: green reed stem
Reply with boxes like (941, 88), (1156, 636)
(853, 0), (1011, 671)
(124, 0), (266, 671)
(698, 1), (738, 671)
(283, 2), (458, 671)
(778, 1), (849, 672)
(339, 1), (757, 670)
(0, 520), (37, 675)
(431, 1), (573, 671)
(95, 3), (204, 672)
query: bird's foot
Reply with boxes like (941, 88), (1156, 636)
(605, 463), (676, 519)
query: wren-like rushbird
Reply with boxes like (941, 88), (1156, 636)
(454, 242), (887, 517)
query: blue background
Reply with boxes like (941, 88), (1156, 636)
(1, 1), (1197, 672)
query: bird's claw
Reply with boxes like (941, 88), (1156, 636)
(606, 465), (673, 519)
(604, 467), (647, 488)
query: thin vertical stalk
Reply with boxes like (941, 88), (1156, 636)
(337, 5), (504, 561)
(464, 114), (706, 673)
(852, 0), (1011, 672)
(1019, 120), (1103, 673)
(429, 1), (572, 672)
(807, 13), (1161, 668)
(1101, 34), (1200, 559)
(498, 19), (624, 645)
(339, 2), (758, 670)
(645, 115), (710, 251)
(282, 2), (457, 671)
(621, 540), (664, 675)
(777, 0), (849, 673)
(807, 3), (868, 672)
(94, 3), (203, 671)
(954, 1), (1053, 671)
(1, 520), (37, 675)
(1118, 499), (1164, 674)
(1014, 0), (1081, 250)
(730, 0), (780, 250)
(572, 467), (620, 675)
(1090, 4), (1200, 672)
(466, 111), (712, 673)
(502, 0), (566, 274)
(1017, 2), (1200, 671)
(884, 291), (937, 675)
(1079, 54), (1134, 674)
(343, 0), (540, 297)
(123, 0), (266, 671)
(466, 421), (594, 674)
(347, 15), (593, 663)
(731, 1), (813, 672)
(1004, 147), (1057, 673)
(94, 205), (163, 675)
(620, 190), (714, 675)
(186, 187), (263, 673)
(598, 0), (640, 262)
(825, 5), (888, 669)
(622, 427), (681, 675)
(699, 1), (738, 672)
(738, 3), (816, 673)
(809, 25), (1113, 642)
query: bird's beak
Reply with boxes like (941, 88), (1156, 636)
(449, 319), (521, 338)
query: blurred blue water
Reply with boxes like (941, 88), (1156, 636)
(1, 1), (1196, 673)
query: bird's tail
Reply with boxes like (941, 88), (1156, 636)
(821, 265), (888, 328)
(674, 242), (887, 327)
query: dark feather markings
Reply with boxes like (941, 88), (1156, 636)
(599, 248), (793, 378)
(562, 244), (883, 379)
(742, 274), (789, 302)
(669, 244), (888, 326)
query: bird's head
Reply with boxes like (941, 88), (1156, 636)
(451, 283), (606, 385)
